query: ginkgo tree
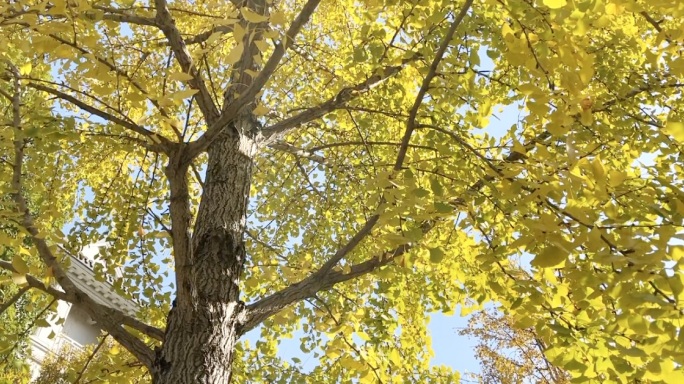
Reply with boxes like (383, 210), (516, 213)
(460, 308), (571, 383)
(1, 0), (683, 382)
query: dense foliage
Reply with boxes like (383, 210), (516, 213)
(1, 0), (683, 382)
(34, 337), (147, 384)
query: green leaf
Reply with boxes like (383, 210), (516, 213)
(412, 187), (430, 198)
(429, 247), (445, 263)
(434, 202), (453, 213)
(429, 177), (444, 197)
(12, 254), (29, 274)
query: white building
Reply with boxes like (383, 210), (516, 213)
(28, 241), (137, 378)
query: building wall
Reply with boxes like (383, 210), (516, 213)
(28, 243), (136, 379)
(61, 305), (101, 347)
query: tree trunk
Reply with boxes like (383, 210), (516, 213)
(153, 122), (258, 383)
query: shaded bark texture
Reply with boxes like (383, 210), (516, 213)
(152, 120), (259, 383)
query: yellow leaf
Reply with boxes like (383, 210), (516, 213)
(240, 8), (268, 23)
(253, 104), (269, 116)
(12, 273), (27, 285)
(389, 349), (401, 365)
(226, 43), (244, 65)
(605, 3), (622, 15)
(663, 122), (684, 144)
(170, 89), (199, 100)
(13, 254), (30, 274)
(168, 72), (194, 81)
(111, 344), (120, 355)
(501, 23), (514, 39)
(356, 331), (370, 341)
(52, 44), (74, 59)
(579, 65), (594, 86)
(543, 0), (567, 9)
(531, 245), (567, 268)
(518, 83), (538, 96)
(254, 40), (270, 53)
(204, 31), (223, 45)
(270, 11), (287, 26)
(608, 170), (626, 187)
(157, 96), (174, 107)
(326, 348), (341, 360)
(591, 155), (605, 180)
(383, 233), (409, 246)
(669, 246), (684, 261)
(232, 24), (246, 42)
(19, 62), (32, 76)
(512, 139), (527, 155)
(359, 370), (375, 383)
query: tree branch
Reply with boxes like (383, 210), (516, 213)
(1, 5), (158, 28)
(163, 153), (194, 308)
(91, 5), (159, 27)
(73, 334), (109, 384)
(23, 81), (171, 152)
(0, 260), (68, 301)
(39, 32), (181, 139)
(240, 234), (420, 334)
(394, 0), (473, 169)
(241, 2), (477, 332)
(154, 0), (220, 125)
(639, 11), (664, 34)
(187, 0), (322, 156)
(0, 285), (30, 316)
(268, 140), (328, 165)
(184, 25), (234, 45)
(260, 57), (419, 143)
(242, 130), (552, 334)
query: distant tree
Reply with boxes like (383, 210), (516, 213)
(460, 309), (570, 384)
(0, 276), (33, 382)
(1, 0), (683, 383)
(34, 337), (148, 384)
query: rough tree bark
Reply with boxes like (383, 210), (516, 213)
(153, 118), (259, 383)
(151, 0), (269, 377)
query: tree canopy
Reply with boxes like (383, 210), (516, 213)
(1, 0), (684, 382)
